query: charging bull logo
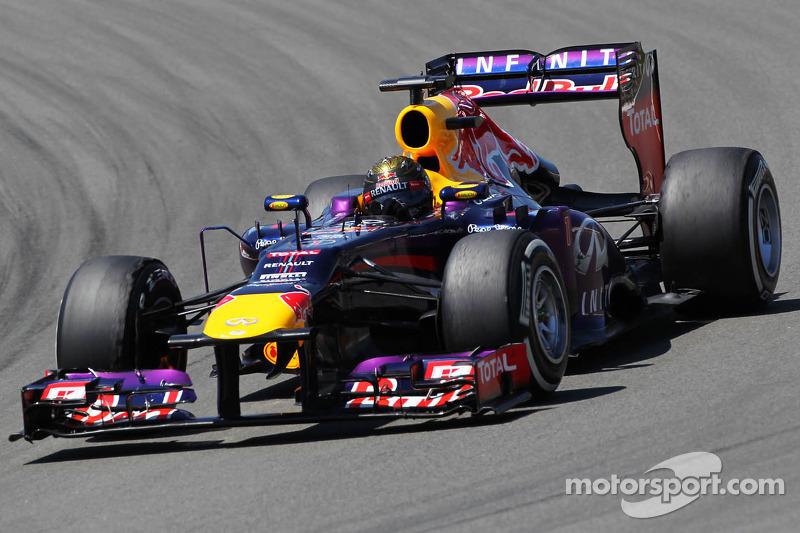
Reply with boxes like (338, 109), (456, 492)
(279, 286), (311, 325)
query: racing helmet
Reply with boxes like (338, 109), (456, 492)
(363, 156), (433, 220)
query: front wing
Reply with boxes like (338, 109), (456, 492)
(10, 344), (532, 442)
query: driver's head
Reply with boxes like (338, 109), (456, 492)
(363, 156), (433, 220)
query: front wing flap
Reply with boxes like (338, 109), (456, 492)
(12, 369), (197, 441)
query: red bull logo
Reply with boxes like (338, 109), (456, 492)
(279, 287), (311, 323)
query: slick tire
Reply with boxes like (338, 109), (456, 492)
(56, 256), (187, 371)
(660, 148), (781, 312)
(304, 174), (363, 220)
(440, 230), (571, 397)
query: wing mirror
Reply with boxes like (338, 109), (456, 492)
(438, 182), (489, 216)
(439, 182), (489, 202)
(264, 194), (312, 250)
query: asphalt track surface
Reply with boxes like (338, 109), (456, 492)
(1, 1), (798, 531)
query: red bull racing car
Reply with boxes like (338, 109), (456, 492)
(11, 42), (781, 442)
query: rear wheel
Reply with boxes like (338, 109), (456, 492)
(440, 231), (571, 397)
(303, 174), (363, 220)
(56, 255), (186, 371)
(660, 148), (781, 311)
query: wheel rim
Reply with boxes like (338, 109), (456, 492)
(756, 185), (781, 277)
(532, 266), (568, 364)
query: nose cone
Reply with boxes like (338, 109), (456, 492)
(203, 291), (311, 340)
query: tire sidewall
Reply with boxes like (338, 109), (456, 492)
(742, 156), (781, 303)
(515, 237), (571, 393)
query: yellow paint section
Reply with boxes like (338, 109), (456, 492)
(203, 293), (300, 340)
(268, 201), (289, 210)
(395, 95), (458, 158)
(272, 194), (295, 199)
(395, 95), (486, 184)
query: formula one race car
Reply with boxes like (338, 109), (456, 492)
(11, 42), (781, 442)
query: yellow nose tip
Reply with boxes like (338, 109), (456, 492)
(203, 292), (310, 340)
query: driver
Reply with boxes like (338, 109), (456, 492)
(362, 156), (434, 221)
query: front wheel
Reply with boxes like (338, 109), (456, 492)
(440, 231), (571, 397)
(56, 256), (187, 371)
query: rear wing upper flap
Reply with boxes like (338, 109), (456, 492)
(426, 42), (636, 105)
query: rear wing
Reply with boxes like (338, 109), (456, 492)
(419, 42), (666, 194)
(425, 43), (630, 105)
